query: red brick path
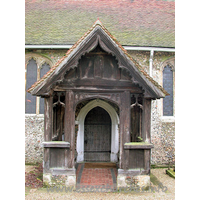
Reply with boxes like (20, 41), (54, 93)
(76, 163), (117, 191)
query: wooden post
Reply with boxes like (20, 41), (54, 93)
(43, 148), (50, 173)
(119, 91), (131, 169)
(43, 96), (53, 173)
(142, 98), (152, 143)
(44, 96), (53, 141)
(144, 149), (151, 174)
(64, 90), (75, 168)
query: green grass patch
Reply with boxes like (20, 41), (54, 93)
(166, 169), (175, 179)
(151, 165), (175, 169)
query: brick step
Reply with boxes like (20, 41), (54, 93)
(76, 163), (117, 192)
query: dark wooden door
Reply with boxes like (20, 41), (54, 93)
(84, 106), (111, 162)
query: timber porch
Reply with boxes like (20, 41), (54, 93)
(29, 20), (167, 189)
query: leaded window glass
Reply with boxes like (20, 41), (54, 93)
(163, 65), (173, 116)
(25, 59), (37, 113)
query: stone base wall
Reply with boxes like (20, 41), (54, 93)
(117, 174), (150, 189)
(43, 173), (76, 188)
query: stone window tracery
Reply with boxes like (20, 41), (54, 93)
(25, 53), (53, 114)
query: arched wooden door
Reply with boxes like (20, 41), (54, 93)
(84, 106), (111, 162)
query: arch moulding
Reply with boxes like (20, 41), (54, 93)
(76, 99), (119, 162)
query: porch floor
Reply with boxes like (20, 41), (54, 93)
(76, 162), (118, 192)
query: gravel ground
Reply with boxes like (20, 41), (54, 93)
(25, 167), (175, 200)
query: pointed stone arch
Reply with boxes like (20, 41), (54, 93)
(76, 99), (119, 162)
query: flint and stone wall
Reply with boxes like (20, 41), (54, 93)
(25, 115), (44, 164)
(25, 50), (175, 165)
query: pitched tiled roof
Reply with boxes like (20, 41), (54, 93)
(25, 0), (175, 47)
(28, 20), (169, 97)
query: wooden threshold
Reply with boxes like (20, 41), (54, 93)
(84, 162), (117, 168)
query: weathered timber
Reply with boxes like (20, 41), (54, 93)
(42, 141), (70, 148)
(43, 148), (50, 173)
(129, 149), (144, 169)
(73, 92), (122, 109)
(29, 25), (166, 98)
(124, 142), (154, 149)
(64, 90), (75, 168)
(120, 91), (131, 169)
(118, 169), (149, 176)
(59, 79), (141, 89)
(50, 148), (65, 168)
(27, 22), (167, 186)
(144, 149), (151, 173)
(52, 93), (65, 141)
(44, 96), (53, 141)
(123, 143), (153, 170)
(84, 107), (111, 162)
(142, 98), (152, 142)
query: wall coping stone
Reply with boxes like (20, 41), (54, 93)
(124, 142), (154, 149)
(42, 141), (70, 148)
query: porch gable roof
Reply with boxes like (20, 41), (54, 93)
(27, 20), (168, 98)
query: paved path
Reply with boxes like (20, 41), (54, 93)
(76, 163), (117, 192)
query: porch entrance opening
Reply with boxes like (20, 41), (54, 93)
(84, 106), (111, 162)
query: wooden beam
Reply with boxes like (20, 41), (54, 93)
(44, 96), (53, 141)
(119, 91), (131, 169)
(124, 142), (154, 149)
(43, 148), (50, 173)
(64, 90), (75, 168)
(42, 141), (70, 148)
(144, 150), (151, 174)
(142, 98), (152, 143)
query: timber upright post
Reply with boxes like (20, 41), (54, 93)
(43, 95), (53, 174)
(117, 95), (154, 189)
(119, 91), (131, 170)
(64, 90), (76, 169)
(42, 92), (76, 188)
(142, 98), (152, 174)
(62, 90), (76, 187)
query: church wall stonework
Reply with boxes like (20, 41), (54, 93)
(25, 115), (44, 164)
(25, 50), (175, 165)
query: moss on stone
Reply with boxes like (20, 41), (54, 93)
(124, 142), (152, 146)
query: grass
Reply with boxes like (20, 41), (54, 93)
(151, 164), (175, 169)
(166, 169), (175, 179)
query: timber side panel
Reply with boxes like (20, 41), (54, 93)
(142, 99), (152, 142)
(129, 149), (144, 169)
(43, 148), (50, 173)
(49, 148), (65, 168)
(144, 149), (151, 173)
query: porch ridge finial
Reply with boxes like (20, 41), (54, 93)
(94, 18), (103, 26)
